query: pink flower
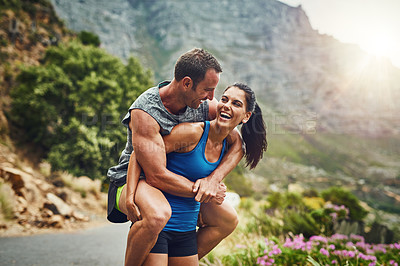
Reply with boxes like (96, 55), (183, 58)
(310, 236), (328, 243)
(320, 248), (330, 257)
(331, 260), (337, 264)
(328, 244), (335, 250)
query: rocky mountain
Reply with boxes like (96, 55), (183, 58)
(50, 0), (400, 136)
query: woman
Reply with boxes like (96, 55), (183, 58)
(118, 83), (267, 265)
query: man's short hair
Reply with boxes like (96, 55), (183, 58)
(174, 48), (222, 89)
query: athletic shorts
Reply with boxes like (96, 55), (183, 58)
(150, 230), (197, 257)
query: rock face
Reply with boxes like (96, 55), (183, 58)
(50, 0), (400, 136)
(0, 145), (105, 235)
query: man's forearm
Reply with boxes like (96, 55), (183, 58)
(144, 167), (197, 198)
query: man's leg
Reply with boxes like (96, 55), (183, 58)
(119, 179), (172, 266)
(197, 201), (239, 259)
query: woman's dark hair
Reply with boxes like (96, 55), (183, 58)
(225, 83), (268, 169)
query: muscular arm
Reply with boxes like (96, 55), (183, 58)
(130, 109), (196, 198)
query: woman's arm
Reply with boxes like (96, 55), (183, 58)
(125, 151), (142, 222)
(163, 122), (203, 153)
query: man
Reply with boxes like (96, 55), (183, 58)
(107, 48), (243, 265)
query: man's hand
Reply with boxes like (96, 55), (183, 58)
(126, 197), (142, 223)
(193, 178), (226, 204)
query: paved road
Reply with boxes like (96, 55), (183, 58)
(0, 223), (131, 266)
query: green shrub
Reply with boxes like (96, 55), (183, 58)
(78, 31), (101, 47)
(225, 166), (254, 197)
(10, 41), (152, 179)
(321, 186), (368, 221)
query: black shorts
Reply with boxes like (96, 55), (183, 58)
(150, 230), (197, 257)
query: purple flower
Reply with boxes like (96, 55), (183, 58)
(310, 236), (328, 243)
(320, 248), (330, 257)
(389, 260), (399, 266)
(331, 234), (348, 241)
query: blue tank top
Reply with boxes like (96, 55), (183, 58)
(163, 121), (226, 232)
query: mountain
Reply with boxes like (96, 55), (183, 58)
(50, 0), (400, 136)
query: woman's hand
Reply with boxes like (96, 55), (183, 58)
(193, 179), (226, 204)
(126, 196), (142, 223)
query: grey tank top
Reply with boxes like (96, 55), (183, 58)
(107, 81), (209, 186)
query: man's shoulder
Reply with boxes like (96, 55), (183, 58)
(133, 86), (159, 106)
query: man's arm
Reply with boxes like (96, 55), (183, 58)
(130, 109), (197, 198)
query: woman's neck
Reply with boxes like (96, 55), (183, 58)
(208, 120), (233, 143)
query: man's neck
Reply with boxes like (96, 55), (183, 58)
(159, 80), (187, 115)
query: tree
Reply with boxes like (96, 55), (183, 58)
(10, 41), (153, 179)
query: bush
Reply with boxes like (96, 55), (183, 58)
(10, 41), (152, 179)
(321, 187), (368, 221)
(225, 165), (254, 197)
(78, 31), (101, 47)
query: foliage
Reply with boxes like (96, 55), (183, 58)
(255, 234), (400, 266)
(225, 165), (254, 197)
(1, 0), (63, 26)
(78, 31), (101, 47)
(10, 41), (152, 179)
(0, 181), (14, 220)
(321, 187), (368, 221)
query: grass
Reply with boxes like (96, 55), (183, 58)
(0, 181), (14, 220)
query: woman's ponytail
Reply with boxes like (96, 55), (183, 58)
(241, 102), (267, 169)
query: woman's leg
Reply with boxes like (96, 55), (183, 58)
(168, 255), (199, 266)
(118, 179), (172, 266)
(197, 201), (239, 259)
(143, 253), (168, 266)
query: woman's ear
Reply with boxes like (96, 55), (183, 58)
(242, 111), (252, 124)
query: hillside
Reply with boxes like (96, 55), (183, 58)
(50, 0), (400, 136)
(0, 1), (107, 235)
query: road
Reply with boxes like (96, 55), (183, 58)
(0, 222), (131, 266)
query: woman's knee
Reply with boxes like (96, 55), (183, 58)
(201, 202), (239, 230)
(144, 202), (172, 232)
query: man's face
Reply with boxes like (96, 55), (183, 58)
(186, 69), (220, 109)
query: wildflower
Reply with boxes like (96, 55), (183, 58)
(389, 260), (399, 266)
(331, 260), (337, 264)
(320, 248), (330, 257)
(328, 244), (335, 250)
(310, 236), (328, 243)
(350, 234), (365, 242)
(331, 234), (348, 241)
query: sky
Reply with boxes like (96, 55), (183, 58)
(278, 0), (400, 68)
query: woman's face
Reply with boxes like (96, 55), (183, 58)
(216, 86), (252, 128)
